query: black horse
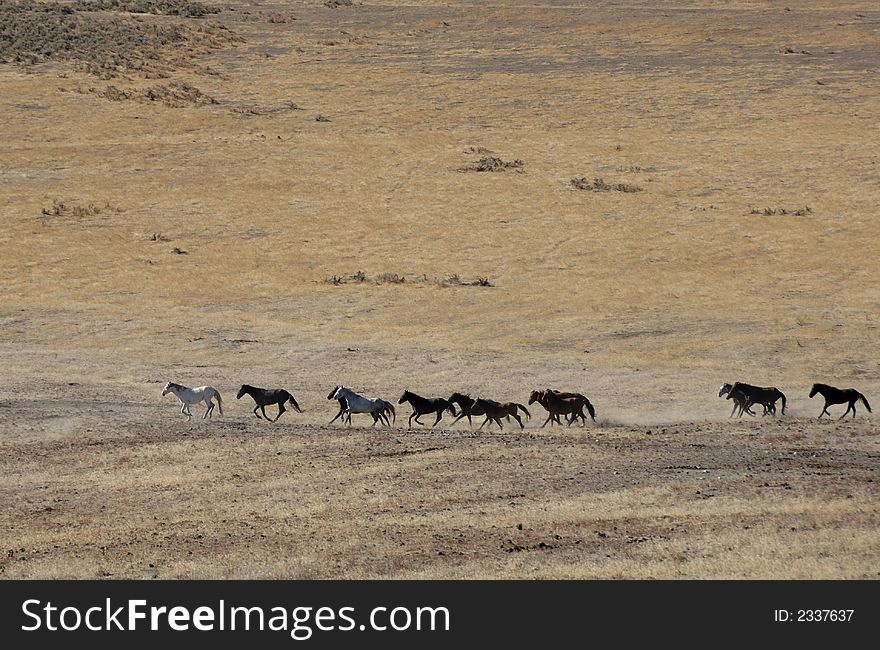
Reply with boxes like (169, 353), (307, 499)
(809, 383), (871, 419)
(236, 384), (303, 421)
(327, 386), (350, 424)
(718, 383), (760, 418)
(724, 382), (786, 417)
(446, 392), (487, 427)
(398, 390), (456, 428)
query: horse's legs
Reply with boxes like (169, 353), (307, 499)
(414, 414), (425, 426)
(511, 414), (524, 430)
(479, 416), (490, 430)
(253, 405), (262, 419)
(840, 402), (854, 419)
(495, 417), (504, 430)
(432, 411), (443, 427)
(329, 407), (345, 424)
(408, 412), (415, 428)
(260, 405), (270, 420)
(542, 413), (553, 428)
(274, 402), (286, 422)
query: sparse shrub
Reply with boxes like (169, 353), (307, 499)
(570, 177), (642, 193)
(749, 206), (813, 216)
(460, 157), (524, 173)
(71, 1), (221, 18)
(328, 272), (492, 288)
(93, 81), (218, 107)
(375, 272), (405, 284)
(0, 0), (239, 78)
(40, 199), (121, 219)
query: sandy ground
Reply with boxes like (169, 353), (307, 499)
(0, 0), (878, 578)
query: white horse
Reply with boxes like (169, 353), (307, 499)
(331, 386), (394, 427)
(161, 382), (223, 419)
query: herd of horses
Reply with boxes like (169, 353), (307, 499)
(719, 382), (871, 420)
(161, 381), (871, 426)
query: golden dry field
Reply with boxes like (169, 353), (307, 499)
(0, 0), (878, 578)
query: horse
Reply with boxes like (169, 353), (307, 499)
(809, 383), (871, 419)
(161, 382), (223, 419)
(724, 382), (786, 417)
(446, 392), (487, 427)
(472, 397), (530, 430)
(327, 386), (349, 424)
(398, 390), (456, 428)
(236, 384), (302, 422)
(331, 386), (394, 427)
(718, 383), (759, 418)
(528, 389), (595, 427)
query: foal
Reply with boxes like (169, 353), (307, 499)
(236, 384), (303, 422)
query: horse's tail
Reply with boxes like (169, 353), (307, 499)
(778, 390), (786, 415)
(215, 390), (223, 416)
(584, 399), (596, 422)
(387, 402), (396, 423)
(289, 393), (303, 413)
(514, 403), (530, 419)
(858, 392), (872, 413)
(447, 402), (457, 416)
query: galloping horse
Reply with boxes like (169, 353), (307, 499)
(446, 392), (486, 427)
(723, 382), (786, 417)
(161, 382), (223, 419)
(528, 389), (595, 427)
(327, 385), (349, 424)
(398, 390), (456, 428)
(331, 386), (395, 427)
(236, 384), (302, 421)
(809, 383), (871, 419)
(471, 397), (530, 430)
(719, 383), (759, 418)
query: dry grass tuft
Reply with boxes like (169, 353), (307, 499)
(749, 206), (813, 216)
(570, 177), (642, 192)
(460, 156), (524, 172)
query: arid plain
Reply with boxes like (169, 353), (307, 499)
(0, 0), (878, 578)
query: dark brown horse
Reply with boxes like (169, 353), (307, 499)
(471, 397), (530, 430)
(809, 383), (871, 419)
(528, 389), (595, 427)
(446, 392), (486, 427)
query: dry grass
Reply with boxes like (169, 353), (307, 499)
(1, 0), (879, 578)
